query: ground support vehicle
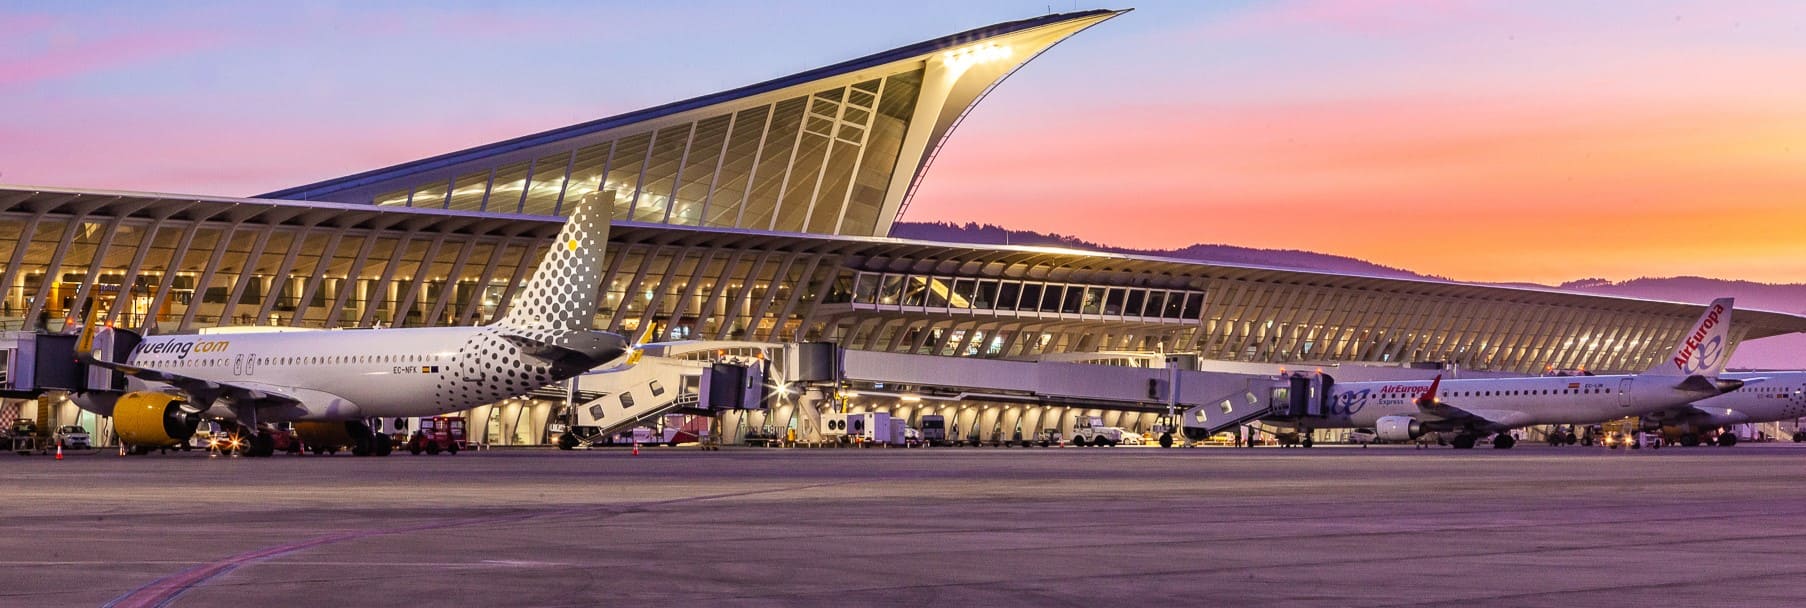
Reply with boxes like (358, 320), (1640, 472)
(10, 420), (43, 455)
(919, 415), (950, 447)
(406, 417), (464, 455)
(54, 425), (91, 450)
(1069, 415), (1125, 447)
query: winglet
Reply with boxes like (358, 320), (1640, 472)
(1647, 297), (1734, 376)
(1416, 375), (1442, 407)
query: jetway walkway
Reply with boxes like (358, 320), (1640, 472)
(561, 341), (1415, 445)
(835, 350), (1279, 420)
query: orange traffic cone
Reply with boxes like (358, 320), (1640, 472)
(55, 444), (63, 460)
(632, 442), (639, 456)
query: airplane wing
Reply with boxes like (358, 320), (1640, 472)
(87, 358), (303, 410)
(1408, 375), (1528, 432)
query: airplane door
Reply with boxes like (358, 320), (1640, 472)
(1618, 378), (1632, 407)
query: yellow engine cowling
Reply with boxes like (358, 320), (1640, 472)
(114, 391), (201, 448)
(293, 421), (357, 449)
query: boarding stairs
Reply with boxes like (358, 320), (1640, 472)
(1180, 373), (1333, 438)
(569, 356), (710, 441)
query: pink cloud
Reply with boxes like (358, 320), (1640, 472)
(0, 95), (608, 196)
(0, 25), (231, 87)
(0, 12), (54, 38)
(1206, 0), (1511, 37)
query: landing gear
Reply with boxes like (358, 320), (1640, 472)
(1158, 432), (1174, 449)
(1300, 435), (1313, 449)
(1717, 433), (1738, 447)
(1492, 434), (1516, 450)
(1679, 433), (1701, 447)
(1451, 434), (1477, 450)
(249, 432), (275, 457)
(345, 421), (392, 456)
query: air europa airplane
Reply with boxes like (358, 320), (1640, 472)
(1641, 370), (1806, 447)
(1279, 297), (1742, 449)
(71, 195), (628, 456)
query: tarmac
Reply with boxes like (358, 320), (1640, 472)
(5, 444), (1806, 607)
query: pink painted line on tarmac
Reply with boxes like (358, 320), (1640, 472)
(105, 482), (844, 608)
(104, 513), (538, 608)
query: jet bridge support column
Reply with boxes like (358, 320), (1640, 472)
(794, 389), (827, 444)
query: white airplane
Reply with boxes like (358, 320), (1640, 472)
(1641, 371), (1806, 447)
(71, 194), (628, 456)
(1289, 297), (1742, 449)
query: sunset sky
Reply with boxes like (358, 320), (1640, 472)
(4, 1), (1803, 285)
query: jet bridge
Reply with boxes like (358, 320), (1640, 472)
(563, 341), (1442, 445)
(830, 349), (1279, 415)
(825, 349), (1337, 444)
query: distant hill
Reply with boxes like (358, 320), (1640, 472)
(1555, 277), (1806, 370)
(890, 221), (1437, 280)
(889, 222), (1806, 369)
(1555, 277), (1806, 315)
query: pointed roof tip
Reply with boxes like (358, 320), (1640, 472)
(257, 8), (1133, 202)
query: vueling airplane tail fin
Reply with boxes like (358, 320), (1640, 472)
(496, 191), (614, 332)
(1645, 297), (1734, 377)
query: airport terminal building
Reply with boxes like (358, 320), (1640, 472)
(4, 10), (1804, 444)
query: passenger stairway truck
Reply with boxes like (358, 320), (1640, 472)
(559, 352), (770, 449)
(1178, 374), (1303, 441)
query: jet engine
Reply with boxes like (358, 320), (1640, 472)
(1376, 415), (1423, 441)
(113, 392), (201, 448)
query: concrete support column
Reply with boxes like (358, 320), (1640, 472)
(977, 406), (1001, 443)
(524, 401), (552, 445)
(795, 390), (827, 443)
(998, 406), (1022, 443)
(1020, 406), (1045, 437)
(954, 406), (980, 443)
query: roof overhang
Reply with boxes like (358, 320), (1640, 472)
(7, 184), (1803, 341)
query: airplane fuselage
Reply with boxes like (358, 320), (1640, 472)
(76, 323), (623, 423)
(1310, 375), (1720, 432)
(119, 328), (477, 419)
(1648, 372), (1806, 429)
